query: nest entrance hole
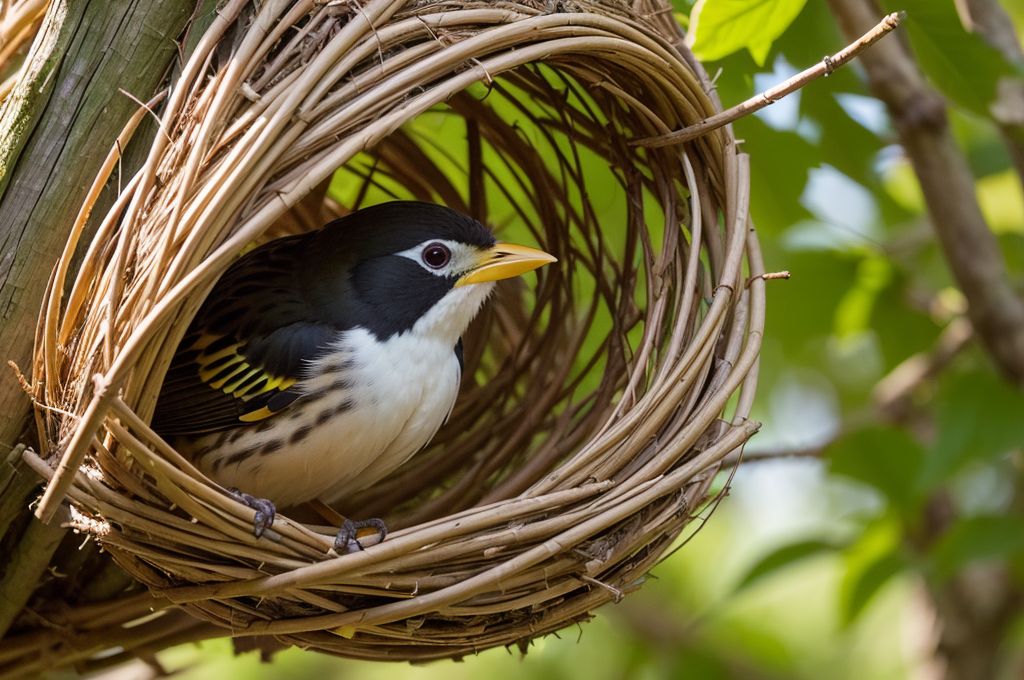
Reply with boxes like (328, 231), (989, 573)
(269, 65), (714, 528)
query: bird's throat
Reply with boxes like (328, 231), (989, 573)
(412, 279), (496, 348)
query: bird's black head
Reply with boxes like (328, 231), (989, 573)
(300, 202), (488, 340)
(301, 202), (553, 342)
(311, 202), (497, 260)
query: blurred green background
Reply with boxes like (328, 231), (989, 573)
(157, 1), (1024, 678)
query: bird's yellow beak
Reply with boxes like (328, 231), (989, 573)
(456, 242), (557, 287)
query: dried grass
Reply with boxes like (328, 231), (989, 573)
(23, 0), (764, 664)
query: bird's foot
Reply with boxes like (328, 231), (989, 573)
(228, 488), (276, 538)
(334, 517), (387, 553)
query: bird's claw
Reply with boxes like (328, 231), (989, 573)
(228, 488), (276, 538)
(334, 517), (387, 553)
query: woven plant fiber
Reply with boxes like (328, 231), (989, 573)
(25, 0), (765, 663)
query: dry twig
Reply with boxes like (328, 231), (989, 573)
(632, 12), (903, 148)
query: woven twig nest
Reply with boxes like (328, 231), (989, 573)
(29, 0), (764, 661)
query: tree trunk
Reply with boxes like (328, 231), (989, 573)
(828, 1), (1024, 678)
(0, 0), (196, 651)
(827, 0), (1024, 389)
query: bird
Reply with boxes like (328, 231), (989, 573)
(152, 201), (556, 551)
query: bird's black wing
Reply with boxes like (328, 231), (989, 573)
(152, 235), (355, 436)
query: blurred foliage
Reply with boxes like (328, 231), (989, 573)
(157, 1), (1024, 679)
(880, 0), (1020, 119)
(687, 0), (809, 65)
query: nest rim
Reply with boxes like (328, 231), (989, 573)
(25, 0), (764, 663)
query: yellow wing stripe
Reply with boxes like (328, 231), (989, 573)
(239, 406), (275, 422)
(232, 374), (266, 398)
(197, 343), (244, 365)
(223, 367), (262, 394)
(207, 362), (249, 390)
(198, 358), (243, 383)
(190, 333), (221, 351)
(189, 333), (300, 418)
(261, 375), (296, 394)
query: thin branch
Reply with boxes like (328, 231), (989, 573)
(632, 12), (903, 148)
(829, 0), (1024, 387)
(745, 270), (789, 288)
(0, 498), (68, 638)
(873, 317), (974, 415)
(958, 0), (1024, 188)
(720, 442), (829, 468)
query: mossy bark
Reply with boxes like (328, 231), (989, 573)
(0, 0), (196, 649)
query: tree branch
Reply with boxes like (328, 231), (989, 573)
(0, 0), (194, 453)
(828, 0), (1024, 388)
(0, 0), (196, 659)
(0, 500), (67, 638)
(828, 6), (1024, 680)
(632, 12), (903, 148)
(958, 0), (1024, 188)
(958, 0), (1024, 62)
(873, 316), (974, 418)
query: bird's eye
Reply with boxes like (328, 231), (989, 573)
(422, 243), (451, 269)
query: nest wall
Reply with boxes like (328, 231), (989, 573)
(26, 0), (764, 661)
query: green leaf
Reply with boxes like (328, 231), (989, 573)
(841, 551), (905, 625)
(689, 0), (809, 66)
(764, 248), (858, 364)
(804, 90), (884, 187)
(870, 272), (945, 374)
(770, 0), (845, 66)
(999, 232), (1024, 281)
(951, 107), (1016, 179)
(827, 427), (926, 512)
(839, 516), (906, 625)
(834, 256), (893, 339)
(931, 516), (1024, 581)
(735, 540), (842, 590)
(977, 169), (1024, 234)
(919, 369), (1024, 488)
(736, 116), (818, 233)
(880, 0), (1016, 118)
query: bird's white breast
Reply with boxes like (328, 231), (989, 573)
(188, 281), (493, 508)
